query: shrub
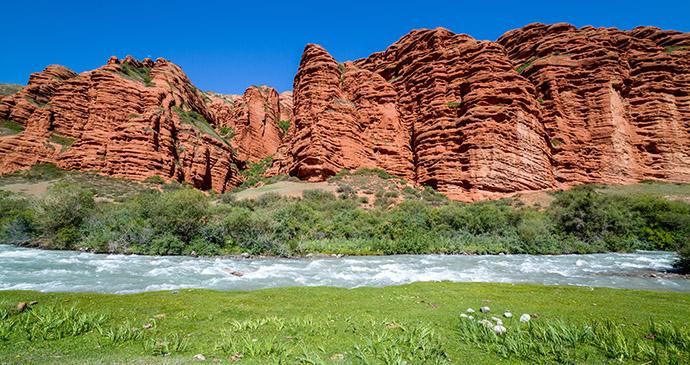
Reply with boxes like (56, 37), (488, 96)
(353, 168), (393, 179)
(218, 192), (237, 205)
(39, 183), (95, 244)
(142, 175), (166, 184)
(186, 236), (220, 256)
(550, 185), (643, 242)
(277, 120), (290, 136)
(146, 232), (185, 255)
(20, 163), (67, 181)
(138, 189), (210, 243)
(384, 191), (399, 198)
(0, 192), (38, 244)
(302, 189), (336, 203)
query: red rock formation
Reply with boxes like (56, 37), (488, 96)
(207, 85), (292, 165)
(0, 57), (243, 192)
(275, 29), (554, 200)
(353, 28), (555, 200)
(3, 23), (690, 201)
(274, 44), (415, 182)
(497, 23), (690, 186)
(0, 65), (77, 126)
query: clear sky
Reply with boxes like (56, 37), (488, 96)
(2, 0), (689, 95)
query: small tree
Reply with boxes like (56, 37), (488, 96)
(40, 183), (95, 248)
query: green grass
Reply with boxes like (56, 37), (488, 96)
(116, 63), (154, 87)
(0, 83), (23, 97)
(0, 120), (25, 136)
(0, 164), (163, 201)
(172, 106), (230, 146)
(0, 282), (688, 363)
(277, 119), (290, 136)
(49, 132), (76, 152)
(598, 180), (690, 198)
(664, 45), (688, 54)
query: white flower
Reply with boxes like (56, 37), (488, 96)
(467, 308), (475, 313)
(503, 312), (513, 318)
(520, 314), (531, 323)
(460, 313), (468, 318)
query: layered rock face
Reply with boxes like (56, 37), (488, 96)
(2, 23), (689, 200)
(497, 23), (690, 186)
(274, 24), (690, 200)
(275, 29), (555, 199)
(273, 44), (415, 181)
(0, 57), (245, 192)
(207, 86), (292, 165)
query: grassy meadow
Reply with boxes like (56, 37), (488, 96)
(2, 282), (690, 364)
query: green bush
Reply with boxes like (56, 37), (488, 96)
(302, 189), (336, 203)
(550, 185), (643, 242)
(0, 192), (38, 244)
(142, 175), (166, 184)
(147, 232), (185, 255)
(39, 183), (95, 246)
(136, 189), (209, 244)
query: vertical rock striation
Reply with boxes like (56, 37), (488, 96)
(497, 23), (690, 186)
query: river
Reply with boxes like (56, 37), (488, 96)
(0, 244), (687, 293)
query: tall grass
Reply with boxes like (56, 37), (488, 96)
(457, 315), (690, 363)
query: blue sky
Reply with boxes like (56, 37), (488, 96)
(2, 0), (689, 94)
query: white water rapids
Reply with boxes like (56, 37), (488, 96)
(0, 245), (687, 294)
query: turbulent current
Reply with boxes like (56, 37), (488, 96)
(0, 245), (687, 294)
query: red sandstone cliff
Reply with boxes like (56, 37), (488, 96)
(497, 23), (690, 186)
(2, 23), (689, 200)
(206, 86), (292, 165)
(274, 28), (555, 200)
(0, 56), (245, 192)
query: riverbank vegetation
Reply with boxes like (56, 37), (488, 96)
(1, 282), (689, 363)
(0, 164), (689, 272)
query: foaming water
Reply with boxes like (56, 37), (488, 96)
(0, 245), (687, 294)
